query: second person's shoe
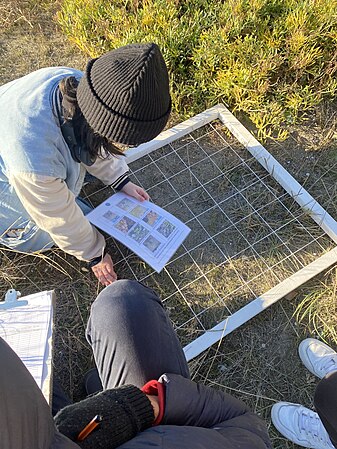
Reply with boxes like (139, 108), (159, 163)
(271, 402), (335, 449)
(299, 338), (337, 379)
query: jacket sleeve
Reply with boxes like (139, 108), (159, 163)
(10, 172), (105, 261)
(160, 373), (271, 448)
(83, 154), (130, 189)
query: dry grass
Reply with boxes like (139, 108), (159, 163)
(1, 2), (337, 448)
(0, 0), (86, 83)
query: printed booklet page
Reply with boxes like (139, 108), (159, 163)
(87, 192), (191, 272)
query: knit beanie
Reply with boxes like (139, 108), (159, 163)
(54, 385), (154, 449)
(77, 43), (171, 146)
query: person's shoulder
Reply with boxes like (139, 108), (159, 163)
(27, 66), (83, 81)
(0, 67), (84, 93)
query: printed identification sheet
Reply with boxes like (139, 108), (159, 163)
(87, 192), (191, 272)
(0, 291), (54, 402)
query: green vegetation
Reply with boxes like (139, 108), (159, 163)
(295, 273), (337, 345)
(58, 0), (337, 139)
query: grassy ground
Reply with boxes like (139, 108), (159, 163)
(1, 2), (337, 448)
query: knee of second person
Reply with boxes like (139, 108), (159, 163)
(93, 279), (146, 313)
(314, 371), (337, 409)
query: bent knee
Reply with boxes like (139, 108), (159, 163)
(314, 371), (337, 412)
(92, 280), (160, 315)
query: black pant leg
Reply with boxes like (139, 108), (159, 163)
(314, 370), (337, 447)
(52, 378), (72, 416)
(86, 280), (190, 389)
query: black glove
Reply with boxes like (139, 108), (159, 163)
(54, 385), (154, 449)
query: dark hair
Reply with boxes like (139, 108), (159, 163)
(58, 76), (124, 158)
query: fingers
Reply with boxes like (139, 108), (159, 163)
(132, 187), (149, 202)
(91, 254), (118, 286)
(138, 188), (150, 201)
(132, 191), (145, 201)
(93, 268), (116, 286)
(121, 182), (149, 202)
(98, 268), (117, 286)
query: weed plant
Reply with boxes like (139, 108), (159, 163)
(58, 0), (337, 139)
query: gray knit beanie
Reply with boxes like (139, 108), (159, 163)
(77, 43), (171, 146)
(54, 385), (154, 449)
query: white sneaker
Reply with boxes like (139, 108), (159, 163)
(299, 338), (337, 379)
(271, 402), (335, 449)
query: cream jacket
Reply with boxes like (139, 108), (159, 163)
(9, 155), (129, 261)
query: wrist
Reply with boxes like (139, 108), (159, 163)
(142, 380), (165, 425)
(147, 395), (160, 422)
(88, 251), (105, 268)
(115, 177), (130, 191)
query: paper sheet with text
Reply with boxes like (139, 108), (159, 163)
(0, 291), (54, 403)
(87, 192), (191, 272)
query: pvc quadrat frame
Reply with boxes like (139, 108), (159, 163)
(121, 104), (337, 360)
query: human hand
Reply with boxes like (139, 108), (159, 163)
(91, 253), (118, 286)
(121, 181), (149, 201)
(146, 395), (160, 421)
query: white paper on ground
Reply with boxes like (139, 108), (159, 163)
(0, 290), (54, 402)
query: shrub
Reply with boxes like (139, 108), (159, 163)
(57, 0), (337, 139)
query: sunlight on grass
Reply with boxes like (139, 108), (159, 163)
(57, 0), (337, 140)
(294, 269), (337, 345)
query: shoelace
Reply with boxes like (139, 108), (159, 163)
(314, 355), (337, 376)
(298, 409), (332, 447)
